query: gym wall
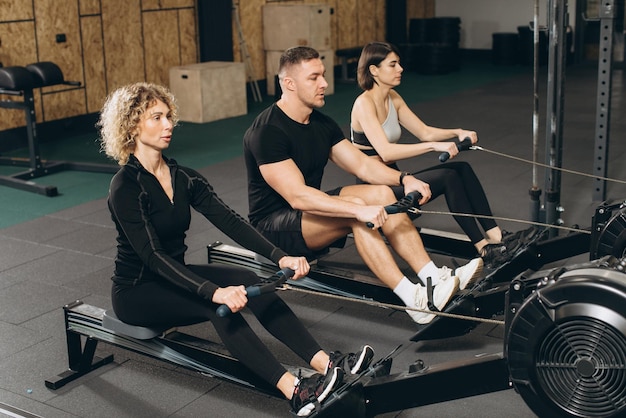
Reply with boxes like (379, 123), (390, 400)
(0, 0), (434, 133)
(230, 0), (434, 81)
(0, 0), (198, 132)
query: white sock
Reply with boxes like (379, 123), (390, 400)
(418, 261), (440, 286)
(294, 376), (300, 387)
(393, 277), (419, 306)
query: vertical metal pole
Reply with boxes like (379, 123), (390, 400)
(592, 0), (616, 201)
(530, 0), (542, 223)
(543, 0), (568, 237)
(232, 0), (262, 102)
(23, 89), (44, 173)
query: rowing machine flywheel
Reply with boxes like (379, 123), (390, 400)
(590, 202), (626, 259)
(506, 265), (626, 417)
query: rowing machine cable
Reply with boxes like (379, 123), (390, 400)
(407, 207), (592, 235)
(276, 283), (505, 325)
(465, 145), (626, 185)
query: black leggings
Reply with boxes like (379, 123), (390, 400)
(413, 162), (497, 244)
(359, 161), (497, 244)
(112, 264), (322, 387)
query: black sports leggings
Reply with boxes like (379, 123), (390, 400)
(112, 263), (322, 388)
(359, 161), (497, 244)
(412, 162), (497, 244)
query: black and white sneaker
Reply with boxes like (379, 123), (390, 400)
(502, 226), (545, 253)
(480, 243), (511, 269)
(291, 367), (344, 416)
(327, 345), (375, 376)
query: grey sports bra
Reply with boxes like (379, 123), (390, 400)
(351, 96), (402, 147)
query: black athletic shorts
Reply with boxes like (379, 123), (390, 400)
(254, 187), (345, 260)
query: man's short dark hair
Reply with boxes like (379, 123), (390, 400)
(278, 46), (320, 77)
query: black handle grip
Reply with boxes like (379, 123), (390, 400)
(366, 191), (422, 228)
(438, 137), (473, 163)
(216, 268), (295, 317)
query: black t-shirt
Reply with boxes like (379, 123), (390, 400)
(243, 103), (345, 224)
(108, 155), (287, 299)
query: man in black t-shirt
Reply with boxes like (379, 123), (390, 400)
(243, 47), (482, 325)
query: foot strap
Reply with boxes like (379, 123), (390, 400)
(425, 277), (439, 312)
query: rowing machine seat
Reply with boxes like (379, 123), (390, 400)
(102, 310), (164, 340)
(0, 66), (35, 91)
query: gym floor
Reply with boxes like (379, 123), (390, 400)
(0, 57), (625, 417)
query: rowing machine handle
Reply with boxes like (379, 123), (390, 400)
(216, 267), (295, 317)
(366, 191), (422, 228)
(438, 137), (472, 163)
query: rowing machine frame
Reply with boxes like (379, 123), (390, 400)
(44, 295), (517, 417)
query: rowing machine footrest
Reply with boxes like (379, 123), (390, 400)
(102, 310), (164, 340)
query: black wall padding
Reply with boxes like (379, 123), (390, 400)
(492, 33), (520, 65)
(404, 17), (462, 74)
(434, 17), (461, 45)
(386, 0), (407, 45)
(197, 0), (233, 62)
(408, 18), (436, 44)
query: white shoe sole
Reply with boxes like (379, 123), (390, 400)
(409, 276), (459, 324)
(296, 367), (342, 416)
(350, 345), (374, 374)
(456, 258), (483, 290)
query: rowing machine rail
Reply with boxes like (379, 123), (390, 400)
(44, 301), (284, 396)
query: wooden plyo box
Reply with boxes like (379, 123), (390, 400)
(169, 62), (247, 123)
(265, 49), (334, 96)
(262, 4), (331, 51)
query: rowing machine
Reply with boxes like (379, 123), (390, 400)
(43, 301), (284, 396)
(44, 256), (626, 417)
(206, 193), (626, 343)
(206, 216), (590, 343)
(43, 298), (396, 416)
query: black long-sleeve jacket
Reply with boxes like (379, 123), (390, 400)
(108, 154), (287, 299)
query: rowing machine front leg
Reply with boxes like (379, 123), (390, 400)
(45, 303), (114, 390)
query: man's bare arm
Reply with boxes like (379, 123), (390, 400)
(259, 158), (386, 224)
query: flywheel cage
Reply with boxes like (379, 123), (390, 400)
(534, 316), (626, 417)
(507, 263), (626, 417)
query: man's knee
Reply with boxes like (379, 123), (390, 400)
(338, 194), (367, 206)
(342, 184), (396, 205)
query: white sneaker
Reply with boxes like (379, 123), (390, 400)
(454, 258), (483, 290)
(407, 276), (459, 324)
(437, 265), (455, 282)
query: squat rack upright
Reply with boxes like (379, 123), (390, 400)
(537, 0), (620, 230)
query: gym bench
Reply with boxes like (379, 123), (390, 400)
(0, 62), (118, 196)
(335, 46), (363, 82)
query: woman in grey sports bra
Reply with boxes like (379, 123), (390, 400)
(350, 42), (533, 268)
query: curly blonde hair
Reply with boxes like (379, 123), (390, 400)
(97, 82), (179, 165)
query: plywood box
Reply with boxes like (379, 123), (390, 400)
(262, 4), (331, 51)
(169, 62), (247, 123)
(265, 49), (334, 97)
